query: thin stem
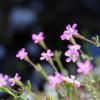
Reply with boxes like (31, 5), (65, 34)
(39, 41), (48, 50)
(49, 59), (58, 72)
(25, 56), (37, 69)
(25, 57), (48, 80)
(9, 88), (18, 93)
(56, 58), (64, 72)
(2, 87), (16, 98)
(69, 92), (74, 100)
(70, 37), (77, 44)
(74, 34), (96, 45)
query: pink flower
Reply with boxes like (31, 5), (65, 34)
(0, 74), (9, 87)
(16, 48), (28, 60)
(48, 72), (63, 87)
(60, 23), (78, 40)
(68, 44), (81, 50)
(63, 75), (80, 88)
(60, 31), (73, 40)
(32, 32), (44, 43)
(69, 75), (80, 88)
(65, 49), (79, 62)
(40, 49), (54, 61)
(9, 73), (21, 86)
(74, 80), (80, 88)
(77, 60), (93, 75)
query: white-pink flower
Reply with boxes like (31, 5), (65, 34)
(77, 60), (93, 75)
(32, 32), (44, 43)
(68, 44), (81, 50)
(48, 72), (63, 87)
(0, 74), (9, 87)
(63, 75), (80, 88)
(9, 73), (21, 86)
(16, 48), (28, 60)
(60, 23), (78, 40)
(65, 49), (79, 62)
(40, 49), (54, 61)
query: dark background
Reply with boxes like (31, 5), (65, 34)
(0, 0), (100, 91)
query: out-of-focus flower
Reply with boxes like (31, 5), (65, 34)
(40, 49), (54, 61)
(60, 23), (78, 40)
(68, 44), (81, 50)
(63, 75), (80, 88)
(16, 48), (28, 60)
(0, 74), (9, 87)
(32, 32), (44, 43)
(65, 49), (79, 62)
(77, 60), (93, 75)
(48, 72), (63, 87)
(9, 73), (21, 86)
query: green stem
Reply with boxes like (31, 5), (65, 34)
(49, 59), (58, 72)
(56, 59), (64, 72)
(25, 57), (48, 80)
(3, 87), (16, 98)
(74, 34), (96, 45)
(39, 41), (48, 50)
(69, 92), (74, 100)
(70, 37), (77, 44)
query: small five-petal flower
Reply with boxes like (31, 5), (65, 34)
(68, 44), (81, 50)
(65, 49), (79, 62)
(60, 23), (78, 40)
(48, 72), (63, 88)
(77, 60), (93, 74)
(0, 74), (9, 87)
(16, 48), (28, 60)
(40, 49), (54, 61)
(32, 32), (44, 44)
(9, 73), (21, 86)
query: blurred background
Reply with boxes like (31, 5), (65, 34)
(0, 0), (100, 96)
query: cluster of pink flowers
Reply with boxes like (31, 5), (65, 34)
(0, 73), (21, 87)
(32, 32), (44, 44)
(48, 72), (80, 88)
(65, 44), (81, 62)
(40, 49), (54, 61)
(60, 23), (78, 40)
(15, 23), (94, 92)
(77, 60), (93, 75)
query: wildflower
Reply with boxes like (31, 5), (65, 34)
(60, 23), (78, 40)
(65, 49), (79, 62)
(60, 31), (73, 40)
(40, 49), (54, 61)
(16, 48), (28, 60)
(9, 73), (21, 86)
(32, 32), (44, 43)
(0, 74), (9, 87)
(48, 72), (63, 87)
(68, 44), (81, 50)
(63, 75), (80, 88)
(77, 60), (93, 75)
(70, 75), (80, 88)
